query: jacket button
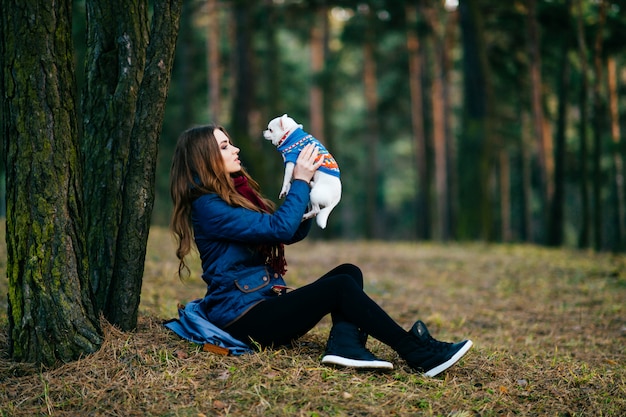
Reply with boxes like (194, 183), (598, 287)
(274, 273), (279, 278)
(263, 276), (268, 281)
(244, 285), (249, 290)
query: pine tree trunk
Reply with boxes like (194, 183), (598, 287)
(230, 3), (256, 147)
(363, 25), (382, 239)
(591, 0), (607, 251)
(607, 56), (625, 251)
(424, 4), (449, 241)
(500, 150), (512, 242)
(527, 0), (552, 242)
(1, 0), (102, 365)
(207, 0), (221, 122)
(547, 10), (570, 247)
(405, 4), (431, 240)
(574, 0), (590, 248)
(310, 7), (325, 143)
(458, 0), (494, 240)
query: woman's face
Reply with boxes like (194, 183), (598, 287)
(214, 129), (241, 174)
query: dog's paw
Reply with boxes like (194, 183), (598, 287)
(279, 184), (291, 198)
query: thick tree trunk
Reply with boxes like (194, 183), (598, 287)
(81, 0), (181, 330)
(81, 0), (150, 314)
(106, 0), (182, 329)
(1, 0), (102, 365)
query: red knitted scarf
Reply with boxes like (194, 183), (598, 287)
(233, 175), (287, 275)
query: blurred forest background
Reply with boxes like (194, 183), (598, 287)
(3, 0), (626, 250)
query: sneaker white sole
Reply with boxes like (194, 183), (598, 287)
(424, 339), (473, 377)
(321, 354), (394, 370)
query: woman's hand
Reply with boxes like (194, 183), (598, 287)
(293, 144), (324, 184)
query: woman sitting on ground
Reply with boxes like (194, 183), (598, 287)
(168, 124), (473, 376)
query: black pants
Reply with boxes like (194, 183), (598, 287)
(226, 263), (409, 349)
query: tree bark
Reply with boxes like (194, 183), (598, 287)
(500, 150), (512, 242)
(207, 0), (221, 123)
(230, 2), (264, 183)
(574, 0), (590, 248)
(363, 21), (382, 239)
(81, 0), (181, 330)
(405, 4), (431, 240)
(547, 3), (571, 247)
(81, 0), (150, 314)
(607, 56), (625, 251)
(106, 0), (182, 329)
(310, 6), (325, 144)
(1, 0), (102, 365)
(424, 4), (451, 241)
(458, 0), (494, 240)
(591, 0), (607, 251)
(526, 0), (553, 242)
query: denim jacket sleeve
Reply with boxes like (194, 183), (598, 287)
(192, 179), (311, 244)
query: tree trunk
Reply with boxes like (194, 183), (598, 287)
(591, 0), (607, 251)
(106, 0), (182, 329)
(521, 112), (534, 241)
(424, 4), (450, 241)
(526, 0), (553, 242)
(405, 4), (431, 240)
(547, 5), (570, 247)
(310, 6), (325, 143)
(81, 0), (181, 330)
(458, 0), (494, 240)
(574, 0), (590, 248)
(207, 0), (221, 123)
(363, 22), (382, 239)
(500, 150), (512, 242)
(1, 0), (102, 365)
(81, 0), (149, 314)
(607, 56), (625, 251)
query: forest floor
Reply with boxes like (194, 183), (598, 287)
(1, 226), (625, 416)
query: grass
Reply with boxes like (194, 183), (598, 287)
(1, 226), (625, 416)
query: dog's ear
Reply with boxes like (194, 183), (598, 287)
(280, 114), (289, 130)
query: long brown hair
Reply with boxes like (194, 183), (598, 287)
(170, 125), (276, 278)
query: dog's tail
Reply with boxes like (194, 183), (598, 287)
(315, 207), (332, 229)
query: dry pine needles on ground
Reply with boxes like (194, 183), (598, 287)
(1, 229), (626, 416)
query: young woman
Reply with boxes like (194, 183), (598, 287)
(169, 124), (473, 376)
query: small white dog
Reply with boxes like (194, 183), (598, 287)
(263, 114), (341, 229)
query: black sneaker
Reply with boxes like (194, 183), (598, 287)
(403, 321), (473, 377)
(321, 322), (393, 370)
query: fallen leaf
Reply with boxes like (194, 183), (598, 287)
(213, 400), (227, 409)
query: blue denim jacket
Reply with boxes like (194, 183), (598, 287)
(191, 179), (312, 328)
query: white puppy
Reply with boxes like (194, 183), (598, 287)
(263, 114), (342, 229)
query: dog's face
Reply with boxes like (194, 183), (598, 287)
(263, 114), (300, 146)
